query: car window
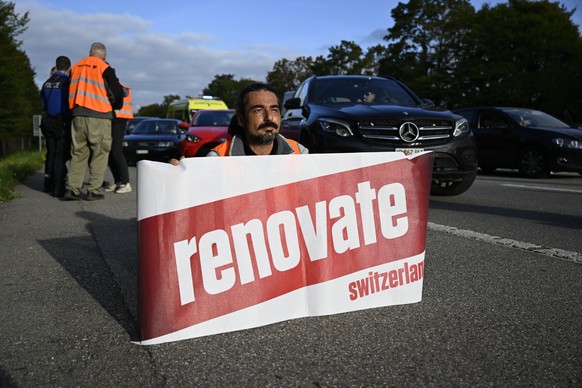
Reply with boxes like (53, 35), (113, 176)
(193, 111), (234, 126)
(133, 121), (178, 134)
(502, 108), (569, 128)
(296, 81), (309, 106)
(311, 78), (418, 106)
(479, 111), (510, 129)
(158, 122), (179, 134)
(132, 121), (156, 134)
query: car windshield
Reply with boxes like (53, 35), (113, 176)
(312, 78), (419, 106)
(127, 117), (153, 132)
(502, 108), (569, 128)
(192, 111), (234, 126)
(133, 120), (179, 134)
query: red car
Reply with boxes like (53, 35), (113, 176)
(179, 109), (235, 157)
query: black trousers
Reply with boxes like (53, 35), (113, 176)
(41, 115), (71, 196)
(109, 118), (130, 184)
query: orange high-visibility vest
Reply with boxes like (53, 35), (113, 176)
(115, 84), (134, 119)
(68, 56), (112, 112)
(212, 136), (302, 156)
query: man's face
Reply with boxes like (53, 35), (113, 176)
(238, 90), (281, 145)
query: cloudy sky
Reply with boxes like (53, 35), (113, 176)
(15, 0), (582, 111)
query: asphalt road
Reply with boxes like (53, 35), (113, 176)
(1, 166), (581, 387)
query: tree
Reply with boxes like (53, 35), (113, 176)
(0, 1), (39, 155)
(266, 42), (381, 98)
(378, 0), (475, 104)
(311, 40), (378, 76)
(266, 56), (314, 98)
(203, 74), (258, 109)
(453, 0), (582, 122)
(136, 94), (179, 117)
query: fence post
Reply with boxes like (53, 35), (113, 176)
(33, 115), (42, 152)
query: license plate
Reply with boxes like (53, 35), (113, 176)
(395, 148), (424, 155)
(136, 150), (149, 155)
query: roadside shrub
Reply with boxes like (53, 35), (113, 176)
(0, 151), (44, 202)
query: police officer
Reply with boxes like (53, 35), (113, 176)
(40, 55), (72, 197)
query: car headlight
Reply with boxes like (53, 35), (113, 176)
(553, 138), (582, 149)
(157, 142), (173, 147)
(453, 118), (469, 137)
(318, 118), (353, 137)
(186, 134), (202, 142)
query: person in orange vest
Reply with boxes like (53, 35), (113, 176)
(169, 83), (307, 165)
(208, 82), (307, 156)
(105, 83), (133, 194)
(64, 42), (124, 201)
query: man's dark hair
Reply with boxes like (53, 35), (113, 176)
(229, 82), (280, 136)
(227, 115), (243, 136)
(235, 82), (280, 115)
(55, 56), (71, 71)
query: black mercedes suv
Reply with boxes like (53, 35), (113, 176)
(280, 75), (477, 196)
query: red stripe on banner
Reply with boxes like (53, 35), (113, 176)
(138, 153), (433, 340)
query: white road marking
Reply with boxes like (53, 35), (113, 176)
(502, 183), (582, 194)
(428, 222), (582, 264)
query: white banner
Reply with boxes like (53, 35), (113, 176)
(136, 152), (433, 345)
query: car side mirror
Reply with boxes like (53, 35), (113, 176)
(421, 98), (435, 108)
(178, 122), (189, 132)
(284, 97), (301, 110)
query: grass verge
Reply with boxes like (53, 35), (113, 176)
(0, 150), (45, 203)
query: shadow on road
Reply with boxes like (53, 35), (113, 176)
(39, 219), (140, 341)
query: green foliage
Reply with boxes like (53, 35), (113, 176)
(379, 0), (475, 104)
(0, 1), (40, 143)
(136, 103), (165, 118)
(377, 0), (582, 122)
(203, 75), (258, 108)
(453, 0), (582, 121)
(312, 40), (378, 76)
(136, 95), (180, 117)
(267, 56), (314, 98)
(0, 150), (44, 202)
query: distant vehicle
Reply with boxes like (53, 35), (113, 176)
(180, 109), (235, 157)
(125, 116), (157, 135)
(453, 107), (582, 178)
(166, 96), (228, 124)
(281, 75), (477, 196)
(122, 118), (185, 164)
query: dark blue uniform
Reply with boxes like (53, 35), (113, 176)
(40, 71), (71, 197)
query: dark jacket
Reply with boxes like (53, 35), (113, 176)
(40, 71), (71, 119)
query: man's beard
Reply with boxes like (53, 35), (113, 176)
(246, 121), (279, 145)
(246, 132), (277, 145)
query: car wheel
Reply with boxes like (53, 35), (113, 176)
(518, 146), (549, 178)
(430, 172), (477, 196)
